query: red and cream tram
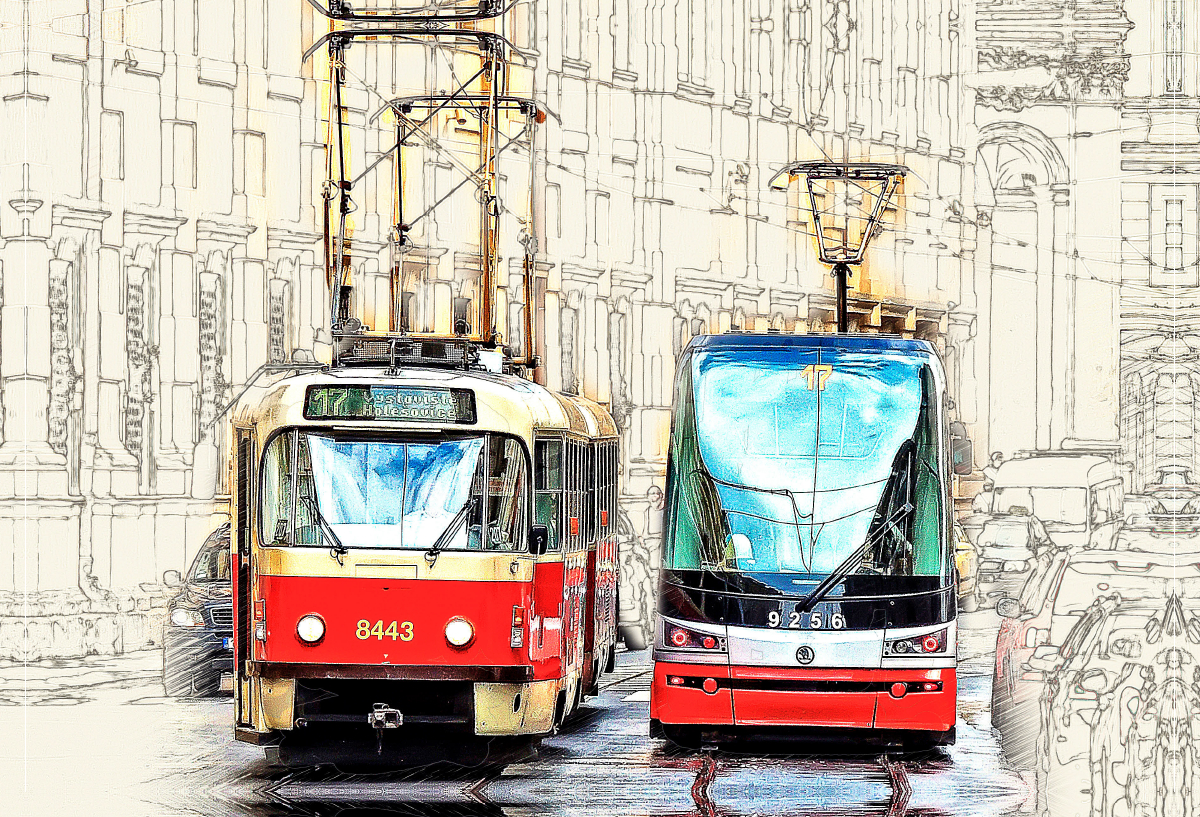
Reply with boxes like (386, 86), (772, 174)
(228, 340), (619, 760)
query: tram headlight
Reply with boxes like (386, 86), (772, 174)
(884, 628), (948, 656)
(445, 617), (475, 648)
(664, 624), (726, 652)
(170, 606), (204, 627)
(296, 614), (326, 644)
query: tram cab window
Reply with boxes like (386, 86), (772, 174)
(535, 439), (563, 552)
(261, 430), (529, 552)
(669, 349), (949, 583)
(484, 438), (528, 550)
(260, 434), (293, 545)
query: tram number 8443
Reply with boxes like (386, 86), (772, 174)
(355, 619), (415, 641)
(768, 609), (847, 630)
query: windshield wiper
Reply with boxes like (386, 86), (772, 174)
(299, 493), (348, 566)
(425, 496), (476, 568)
(796, 436), (926, 611)
(796, 501), (914, 613)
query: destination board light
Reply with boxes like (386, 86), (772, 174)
(303, 385), (476, 423)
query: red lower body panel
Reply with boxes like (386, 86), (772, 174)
(652, 663), (956, 732)
(651, 662), (733, 725)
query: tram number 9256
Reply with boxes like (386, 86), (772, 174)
(767, 609), (846, 630)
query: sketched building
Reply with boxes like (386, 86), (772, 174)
(972, 0), (1198, 490)
(6, 0), (981, 658)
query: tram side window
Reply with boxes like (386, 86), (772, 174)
(261, 433), (293, 545)
(601, 441), (615, 535)
(567, 440), (581, 552)
(535, 439), (563, 552)
(584, 444), (597, 544)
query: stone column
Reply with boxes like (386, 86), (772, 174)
(0, 221), (67, 482)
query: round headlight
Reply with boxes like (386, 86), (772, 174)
(444, 617), (474, 648)
(170, 607), (203, 627)
(296, 614), (326, 644)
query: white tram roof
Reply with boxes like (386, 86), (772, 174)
(229, 365), (617, 442)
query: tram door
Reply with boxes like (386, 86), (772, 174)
(233, 429), (255, 728)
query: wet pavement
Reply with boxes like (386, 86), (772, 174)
(5, 611), (1028, 817)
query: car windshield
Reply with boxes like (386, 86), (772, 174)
(260, 432), (528, 551)
(992, 487), (1087, 524)
(664, 345), (949, 588)
(191, 542), (231, 582)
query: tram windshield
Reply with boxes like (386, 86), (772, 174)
(260, 431), (528, 552)
(664, 345), (950, 592)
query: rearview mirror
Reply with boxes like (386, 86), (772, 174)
(163, 569), (183, 587)
(996, 597), (1022, 619)
(529, 525), (550, 556)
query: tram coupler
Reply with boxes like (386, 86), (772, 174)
(368, 703), (403, 729)
(368, 703), (403, 755)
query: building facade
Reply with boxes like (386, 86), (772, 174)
(972, 0), (1196, 491)
(8, 0), (985, 659)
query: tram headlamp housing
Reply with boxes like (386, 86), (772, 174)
(884, 628), (948, 656)
(445, 617), (475, 648)
(169, 606), (204, 627)
(296, 614), (326, 644)
(664, 625), (726, 652)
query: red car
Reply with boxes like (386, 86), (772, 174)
(990, 546), (1070, 766)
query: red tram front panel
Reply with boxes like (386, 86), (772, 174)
(651, 664), (956, 731)
(254, 575), (537, 672)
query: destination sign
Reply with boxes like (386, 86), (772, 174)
(303, 385), (476, 423)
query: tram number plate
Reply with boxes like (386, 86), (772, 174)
(221, 637), (232, 649)
(767, 608), (846, 630)
(356, 619), (414, 641)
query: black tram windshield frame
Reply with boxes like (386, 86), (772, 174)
(661, 336), (955, 602)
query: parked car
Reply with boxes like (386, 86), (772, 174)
(990, 545), (1071, 765)
(163, 523), (233, 697)
(991, 548), (1200, 767)
(953, 521), (981, 613)
(1027, 591), (1200, 817)
(975, 516), (1041, 608)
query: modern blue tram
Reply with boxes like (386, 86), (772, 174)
(650, 333), (957, 747)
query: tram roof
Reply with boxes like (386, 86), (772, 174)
(685, 332), (938, 356)
(229, 365), (617, 440)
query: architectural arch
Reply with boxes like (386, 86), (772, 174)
(976, 122), (1069, 204)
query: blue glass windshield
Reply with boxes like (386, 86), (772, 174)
(308, 436), (484, 549)
(665, 344), (947, 584)
(273, 434), (530, 552)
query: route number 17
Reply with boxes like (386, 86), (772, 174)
(801, 364), (833, 391)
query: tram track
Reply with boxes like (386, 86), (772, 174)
(881, 753), (913, 817)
